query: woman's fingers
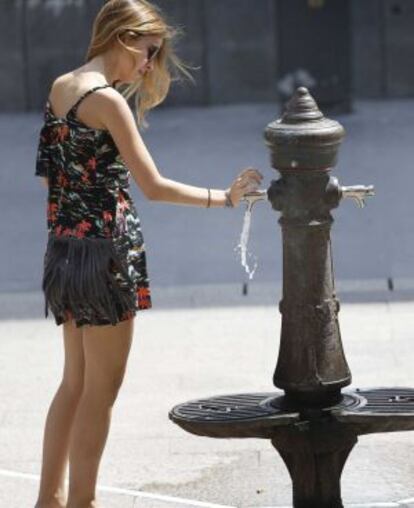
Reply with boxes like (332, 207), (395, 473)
(229, 168), (263, 206)
(235, 180), (260, 195)
(239, 167), (263, 178)
(238, 168), (253, 175)
(237, 174), (262, 185)
(241, 183), (259, 193)
(242, 175), (260, 186)
(243, 177), (262, 188)
(239, 173), (260, 182)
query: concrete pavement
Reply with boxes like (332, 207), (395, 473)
(0, 284), (413, 508)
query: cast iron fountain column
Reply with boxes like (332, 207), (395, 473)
(265, 87), (355, 507)
(169, 88), (414, 508)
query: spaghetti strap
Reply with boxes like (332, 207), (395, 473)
(68, 84), (112, 118)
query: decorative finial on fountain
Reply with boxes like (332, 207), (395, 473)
(282, 87), (323, 123)
(264, 86), (345, 171)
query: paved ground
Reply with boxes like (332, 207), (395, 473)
(0, 285), (413, 508)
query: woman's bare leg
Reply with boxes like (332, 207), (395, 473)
(35, 319), (85, 508)
(66, 317), (134, 508)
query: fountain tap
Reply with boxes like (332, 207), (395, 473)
(241, 190), (268, 210)
(328, 177), (375, 209)
(325, 176), (375, 208)
(340, 184), (375, 208)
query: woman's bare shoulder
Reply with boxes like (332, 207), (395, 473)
(49, 70), (116, 99)
(48, 71), (124, 124)
(50, 72), (75, 93)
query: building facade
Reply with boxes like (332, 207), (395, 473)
(1, 0), (413, 112)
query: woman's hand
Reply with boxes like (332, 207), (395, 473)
(226, 167), (263, 207)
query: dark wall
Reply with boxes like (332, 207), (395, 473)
(351, 0), (384, 97)
(155, 0), (208, 106)
(1, 0), (103, 111)
(277, 0), (351, 112)
(203, 0), (278, 104)
(1, 0), (413, 112)
(383, 0), (414, 96)
(352, 0), (414, 98)
(140, 0), (279, 106)
(25, 0), (102, 110)
(1, 0), (26, 111)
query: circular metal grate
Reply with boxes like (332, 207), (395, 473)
(352, 388), (414, 413)
(171, 392), (292, 422)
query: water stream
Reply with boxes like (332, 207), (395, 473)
(234, 197), (259, 280)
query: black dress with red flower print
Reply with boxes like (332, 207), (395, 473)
(35, 84), (152, 327)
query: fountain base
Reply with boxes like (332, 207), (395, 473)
(170, 388), (414, 507)
(170, 388), (414, 438)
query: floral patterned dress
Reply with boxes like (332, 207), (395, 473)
(35, 84), (152, 327)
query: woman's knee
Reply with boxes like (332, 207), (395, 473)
(83, 366), (127, 406)
(60, 373), (84, 400)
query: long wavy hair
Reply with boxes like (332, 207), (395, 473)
(85, 0), (192, 126)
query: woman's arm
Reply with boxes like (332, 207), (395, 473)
(95, 89), (262, 207)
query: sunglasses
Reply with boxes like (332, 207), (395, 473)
(119, 30), (161, 62)
(147, 44), (161, 62)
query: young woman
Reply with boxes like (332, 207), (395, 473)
(34, 1), (262, 507)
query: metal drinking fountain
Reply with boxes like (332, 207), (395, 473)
(169, 88), (414, 508)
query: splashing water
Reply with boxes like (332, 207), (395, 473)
(234, 199), (259, 280)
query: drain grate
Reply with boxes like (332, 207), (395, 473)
(171, 393), (287, 422)
(353, 388), (414, 413)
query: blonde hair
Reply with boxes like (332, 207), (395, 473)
(86, 0), (192, 126)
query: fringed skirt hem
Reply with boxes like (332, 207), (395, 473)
(41, 234), (152, 328)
